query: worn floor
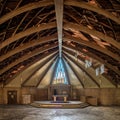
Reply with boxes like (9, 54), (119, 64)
(0, 105), (120, 120)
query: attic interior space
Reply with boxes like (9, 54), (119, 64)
(0, 0), (120, 109)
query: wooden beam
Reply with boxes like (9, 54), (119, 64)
(0, 0), (54, 25)
(63, 56), (83, 87)
(22, 54), (57, 87)
(4, 51), (58, 85)
(63, 44), (120, 76)
(0, 34), (57, 62)
(0, 44), (58, 75)
(62, 58), (71, 85)
(63, 34), (120, 62)
(54, 0), (63, 57)
(36, 56), (58, 87)
(0, 22), (56, 50)
(0, 0), (7, 16)
(64, 22), (120, 49)
(15, 0), (23, 9)
(63, 50), (117, 87)
(12, 11), (30, 36)
(50, 58), (59, 84)
(64, 0), (120, 24)
(63, 52), (100, 88)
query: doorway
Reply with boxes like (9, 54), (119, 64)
(7, 91), (17, 104)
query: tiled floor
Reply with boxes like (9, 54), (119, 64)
(0, 105), (120, 120)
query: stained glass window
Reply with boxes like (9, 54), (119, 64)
(52, 58), (68, 84)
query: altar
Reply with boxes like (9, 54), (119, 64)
(52, 95), (68, 102)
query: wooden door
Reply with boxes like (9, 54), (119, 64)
(7, 91), (17, 104)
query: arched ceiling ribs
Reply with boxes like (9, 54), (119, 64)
(64, 0), (120, 24)
(63, 34), (120, 62)
(0, 22), (56, 50)
(0, 43), (58, 75)
(0, 0), (54, 25)
(36, 56), (58, 87)
(62, 58), (71, 85)
(20, 10), (55, 46)
(63, 56), (84, 88)
(64, 22), (120, 49)
(0, 34), (57, 62)
(64, 10), (115, 35)
(63, 52), (100, 88)
(63, 50), (117, 87)
(63, 44), (120, 76)
(50, 58), (59, 84)
(4, 51), (58, 86)
(22, 54), (58, 87)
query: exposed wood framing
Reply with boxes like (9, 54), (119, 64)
(63, 56), (84, 87)
(63, 34), (120, 62)
(64, 0), (120, 24)
(22, 54), (57, 87)
(4, 51), (58, 85)
(62, 58), (71, 85)
(50, 58), (59, 84)
(0, 44), (58, 75)
(0, 34), (57, 62)
(64, 22), (120, 49)
(36, 56), (58, 87)
(12, 11), (30, 36)
(0, 22), (56, 49)
(63, 44), (120, 76)
(0, 0), (54, 25)
(63, 52), (100, 87)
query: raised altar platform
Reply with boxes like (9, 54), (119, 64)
(52, 95), (68, 102)
(31, 101), (89, 108)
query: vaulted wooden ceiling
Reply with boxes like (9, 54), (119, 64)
(0, 0), (120, 87)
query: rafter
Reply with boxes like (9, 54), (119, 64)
(64, 50), (118, 87)
(63, 34), (120, 62)
(0, 34), (57, 62)
(36, 56), (58, 87)
(64, 22), (120, 49)
(15, 0), (23, 10)
(63, 52), (100, 88)
(63, 56), (84, 88)
(50, 58), (59, 84)
(0, 0), (54, 25)
(23, 7), (45, 31)
(62, 58), (71, 85)
(4, 51), (58, 85)
(0, 0), (7, 16)
(22, 54), (57, 87)
(64, 0), (120, 24)
(12, 11), (30, 36)
(0, 44), (58, 75)
(63, 43), (120, 76)
(0, 22), (56, 50)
